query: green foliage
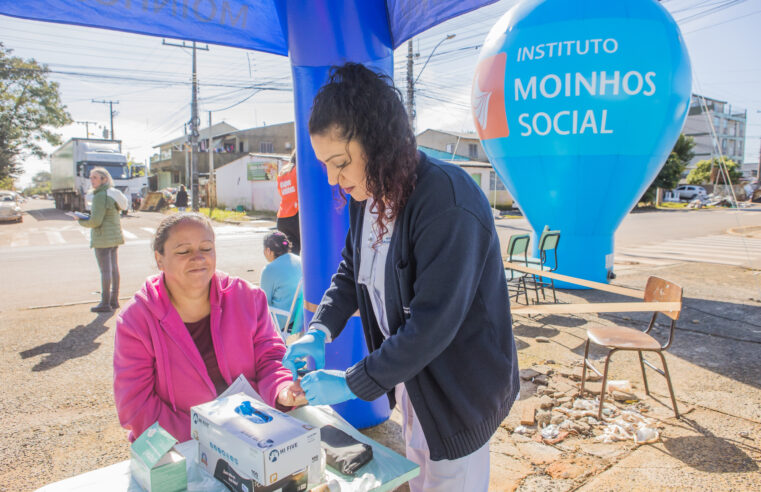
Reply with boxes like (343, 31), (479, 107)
(640, 134), (695, 204)
(23, 170), (51, 195)
(0, 43), (72, 179)
(686, 157), (743, 185)
(0, 176), (15, 190)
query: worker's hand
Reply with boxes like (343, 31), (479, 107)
(300, 369), (357, 406)
(277, 379), (308, 408)
(282, 329), (326, 380)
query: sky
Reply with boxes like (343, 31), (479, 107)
(2, 0), (760, 187)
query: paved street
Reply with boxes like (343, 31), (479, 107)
(0, 199), (277, 311)
(2, 200), (761, 312)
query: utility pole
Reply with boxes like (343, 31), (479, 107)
(406, 39), (415, 132)
(91, 100), (119, 139)
(163, 39), (209, 211)
(406, 34), (456, 133)
(75, 120), (97, 138)
(209, 111), (215, 208)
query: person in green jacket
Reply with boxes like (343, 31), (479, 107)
(77, 167), (125, 312)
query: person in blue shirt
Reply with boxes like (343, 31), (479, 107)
(261, 232), (303, 336)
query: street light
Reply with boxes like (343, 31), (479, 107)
(407, 33), (456, 131)
(414, 34), (456, 85)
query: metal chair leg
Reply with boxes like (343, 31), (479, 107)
(598, 349), (616, 420)
(658, 351), (680, 419)
(521, 277), (529, 305)
(580, 339), (590, 397)
(638, 351), (650, 395)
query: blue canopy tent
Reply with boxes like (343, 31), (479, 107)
(0, 0), (499, 428)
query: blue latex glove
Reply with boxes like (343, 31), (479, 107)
(282, 329), (326, 380)
(300, 369), (357, 406)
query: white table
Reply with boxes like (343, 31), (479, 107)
(37, 405), (419, 492)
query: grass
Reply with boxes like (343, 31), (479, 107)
(656, 202), (689, 209)
(165, 206), (248, 222)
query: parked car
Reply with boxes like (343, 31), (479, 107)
(0, 192), (23, 222)
(673, 185), (707, 201)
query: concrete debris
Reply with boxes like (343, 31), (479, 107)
(536, 336), (551, 343)
(532, 374), (549, 386)
(519, 368), (541, 381)
(606, 380), (633, 393)
(541, 424), (560, 440)
(513, 425), (534, 435)
(538, 395), (555, 409)
(536, 410), (552, 427)
(634, 427), (660, 445)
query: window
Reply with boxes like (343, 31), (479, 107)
(260, 141), (274, 153)
(445, 143), (455, 154)
(470, 173), (482, 186)
(490, 171), (507, 191)
(469, 143), (478, 160)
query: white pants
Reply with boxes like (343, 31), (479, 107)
(395, 385), (490, 492)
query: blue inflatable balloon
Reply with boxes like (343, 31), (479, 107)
(473, 0), (691, 285)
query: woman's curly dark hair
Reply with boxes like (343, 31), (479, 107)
(309, 62), (418, 244)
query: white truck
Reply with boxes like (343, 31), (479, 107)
(51, 138), (148, 212)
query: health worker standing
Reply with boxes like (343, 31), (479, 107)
(283, 63), (520, 492)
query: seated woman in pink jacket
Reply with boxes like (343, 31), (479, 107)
(114, 212), (305, 442)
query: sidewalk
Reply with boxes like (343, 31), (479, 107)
(1, 261), (760, 490)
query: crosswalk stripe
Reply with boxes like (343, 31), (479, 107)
(122, 229), (138, 240)
(10, 232), (28, 247)
(617, 234), (761, 267)
(45, 231), (66, 245)
(141, 227), (155, 235)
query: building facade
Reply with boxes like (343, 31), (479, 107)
(416, 129), (513, 208)
(150, 122), (295, 190)
(682, 94), (747, 172)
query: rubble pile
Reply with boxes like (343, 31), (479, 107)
(511, 361), (664, 447)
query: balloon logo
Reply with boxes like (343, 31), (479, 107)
(474, 0), (691, 284)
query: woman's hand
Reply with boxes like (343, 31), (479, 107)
(300, 369), (357, 406)
(277, 379), (308, 407)
(282, 329), (326, 380)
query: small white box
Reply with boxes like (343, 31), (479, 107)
(191, 393), (320, 487)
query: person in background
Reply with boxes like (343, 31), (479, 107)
(261, 232), (304, 336)
(76, 167), (124, 313)
(282, 63), (519, 492)
(175, 184), (189, 212)
(113, 213), (305, 442)
(276, 152), (301, 255)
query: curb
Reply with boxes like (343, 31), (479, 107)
(727, 225), (761, 238)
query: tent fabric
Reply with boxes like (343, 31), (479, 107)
(386, 0), (499, 48)
(0, 0), (498, 53)
(0, 0), (289, 56)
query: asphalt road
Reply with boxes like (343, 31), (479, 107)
(1, 199), (760, 311)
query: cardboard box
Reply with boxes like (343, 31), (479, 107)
(198, 440), (308, 492)
(130, 422), (187, 492)
(191, 393), (320, 487)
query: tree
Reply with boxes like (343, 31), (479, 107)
(640, 134), (695, 204)
(32, 170), (51, 186)
(0, 176), (14, 190)
(0, 43), (72, 180)
(686, 157), (743, 185)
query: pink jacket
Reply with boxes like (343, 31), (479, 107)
(113, 271), (292, 442)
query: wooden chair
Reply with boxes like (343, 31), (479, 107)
(580, 276), (683, 419)
(504, 234), (535, 304)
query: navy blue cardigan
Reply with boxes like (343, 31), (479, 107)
(312, 153), (520, 461)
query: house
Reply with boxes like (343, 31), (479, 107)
(150, 122), (295, 190)
(416, 130), (513, 208)
(214, 153), (291, 212)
